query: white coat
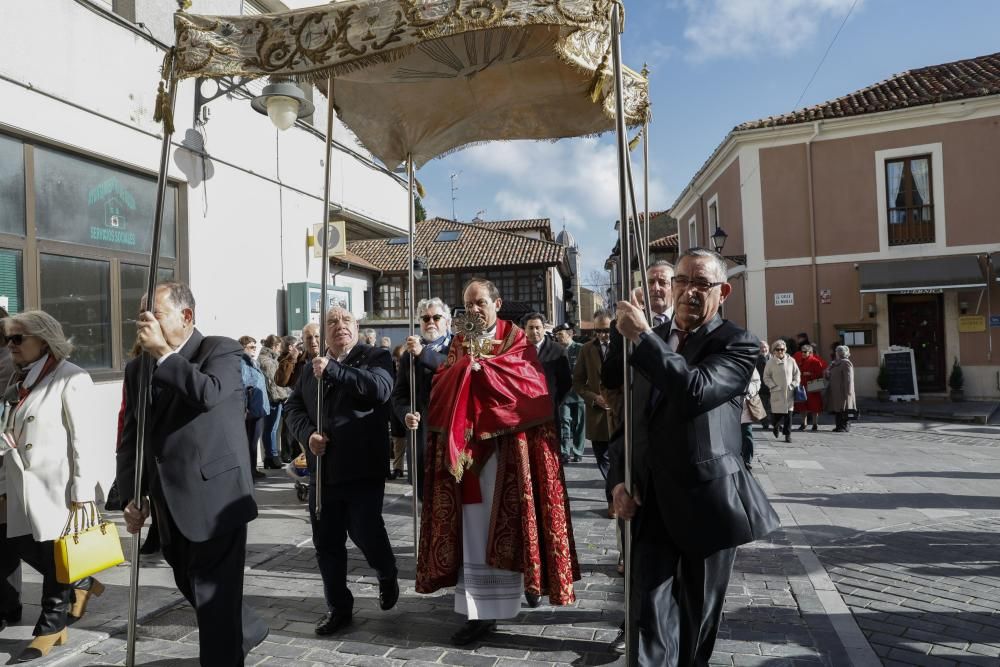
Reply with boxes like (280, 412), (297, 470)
(0, 358), (114, 542)
(763, 354), (801, 415)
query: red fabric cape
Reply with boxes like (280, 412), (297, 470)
(416, 320), (581, 604)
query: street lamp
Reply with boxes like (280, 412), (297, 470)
(711, 226), (747, 266)
(413, 256), (430, 298)
(251, 82), (315, 131)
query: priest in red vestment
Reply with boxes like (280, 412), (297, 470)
(409, 278), (580, 646)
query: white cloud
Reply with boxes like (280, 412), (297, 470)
(679, 0), (861, 62)
(449, 138), (672, 277)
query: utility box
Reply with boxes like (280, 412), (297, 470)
(286, 282), (352, 336)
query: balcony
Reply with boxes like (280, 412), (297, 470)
(888, 205), (934, 246)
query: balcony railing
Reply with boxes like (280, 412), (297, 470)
(888, 205), (934, 246)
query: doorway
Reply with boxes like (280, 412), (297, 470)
(888, 294), (946, 392)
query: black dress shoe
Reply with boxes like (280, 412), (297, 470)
(797, 424), (806, 431)
(610, 628), (626, 654)
(772, 425), (779, 439)
(315, 611), (352, 636)
(251, 469), (266, 479)
(451, 619), (496, 646)
(524, 591), (541, 608)
(811, 424), (818, 431)
(743, 459), (753, 471)
(378, 576), (399, 610)
(785, 434), (792, 443)
(264, 457), (283, 470)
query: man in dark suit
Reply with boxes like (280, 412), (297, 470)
(392, 297), (451, 500)
(523, 313), (571, 409)
(283, 306), (398, 637)
(118, 282), (267, 666)
(611, 249), (780, 665)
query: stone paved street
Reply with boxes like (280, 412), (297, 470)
(4, 414), (1000, 665)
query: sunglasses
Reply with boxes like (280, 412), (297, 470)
(420, 314), (444, 323)
(5, 334), (29, 345)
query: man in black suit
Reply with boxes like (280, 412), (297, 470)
(611, 249), (780, 665)
(283, 306), (398, 637)
(523, 313), (571, 409)
(392, 297), (452, 500)
(118, 282), (267, 666)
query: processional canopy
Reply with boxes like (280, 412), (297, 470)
(173, 0), (650, 168)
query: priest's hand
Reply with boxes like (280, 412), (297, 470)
(308, 432), (328, 456)
(405, 412), (420, 430)
(405, 336), (424, 357)
(123, 499), (150, 534)
(612, 483), (642, 520)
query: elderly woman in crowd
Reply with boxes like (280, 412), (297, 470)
(794, 343), (827, 431)
(0, 307), (22, 632)
(763, 339), (800, 443)
(0, 311), (114, 662)
(825, 345), (857, 433)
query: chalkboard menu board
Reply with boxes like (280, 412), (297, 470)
(883, 348), (918, 400)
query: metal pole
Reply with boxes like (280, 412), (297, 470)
(610, 5), (635, 664)
(407, 155), (420, 550)
(127, 54), (178, 667)
(625, 149), (652, 322)
(643, 118), (651, 267)
(315, 77), (337, 521)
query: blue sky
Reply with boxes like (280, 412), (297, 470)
(414, 0), (1000, 284)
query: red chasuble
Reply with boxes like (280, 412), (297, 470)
(415, 319), (581, 605)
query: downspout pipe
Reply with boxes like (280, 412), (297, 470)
(805, 121), (822, 347)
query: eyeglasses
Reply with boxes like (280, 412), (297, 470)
(5, 334), (28, 346)
(671, 276), (723, 292)
(420, 314), (444, 323)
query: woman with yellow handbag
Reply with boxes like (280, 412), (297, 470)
(0, 311), (116, 662)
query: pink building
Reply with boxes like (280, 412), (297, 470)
(670, 52), (1000, 398)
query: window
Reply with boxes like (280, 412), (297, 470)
(0, 135), (25, 237)
(836, 325), (875, 347)
(40, 255), (112, 370)
(688, 217), (697, 249)
(430, 273), (456, 307)
(0, 132), (183, 374)
(376, 276), (406, 318)
(885, 156), (933, 246)
(0, 249), (23, 314)
(708, 198), (719, 231)
(386, 237), (409, 245)
(435, 230), (461, 242)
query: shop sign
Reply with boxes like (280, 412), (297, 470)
(895, 288), (943, 295)
(819, 288), (831, 304)
(774, 292), (794, 306)
(958, 315), (987, 333)
(991, 315), (1000, 328)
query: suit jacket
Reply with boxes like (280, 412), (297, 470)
(117, 329), (258, 543)
(610, 315), (779, 558)
(572, 339), (613, 442)
(390, 341), (448, 459)
(534, 338), (571, 410)
(283, 343), (393, 486)
(1, 358), (113, 541)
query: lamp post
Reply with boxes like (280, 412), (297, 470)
(710, 225), (747, 266)
(413, 256), (430, 300)
(250, 81), (316, 130)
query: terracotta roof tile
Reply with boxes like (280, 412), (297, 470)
(342, 217), (565, 273)
(738, 51), (1000, 130)
(650, 233), (678, 249)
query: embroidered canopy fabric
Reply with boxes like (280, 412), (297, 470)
(173, 0), (650, 168)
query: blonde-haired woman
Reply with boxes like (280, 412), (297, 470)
(762, 339), (800, 443)
(0, 310), (115, 662)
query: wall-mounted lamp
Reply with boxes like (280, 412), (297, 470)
(960, 301), (969, 315)
(251, 81), (315, 131)
(867, 302), (876, 318)
(413, 256), (428, 280)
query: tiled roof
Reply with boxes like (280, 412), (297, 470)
(472, 218), (552, 232)
(337, 249), (381, 272)
(340, 217), (565, 273)
(650, 233), (678, 249)
(738, 51), (1000, 130)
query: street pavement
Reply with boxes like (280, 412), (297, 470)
(3, 413), (1000, 665)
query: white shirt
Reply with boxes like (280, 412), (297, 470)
(157, 329), (195, 366)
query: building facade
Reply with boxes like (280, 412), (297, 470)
(670, 52), (1000, 398)
(0, 0), (407, 443)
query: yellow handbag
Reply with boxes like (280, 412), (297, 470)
(54, 502), (126, 584)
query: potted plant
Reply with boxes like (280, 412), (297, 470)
(949, 357), (965, 402)
(876, 360), (890, 401)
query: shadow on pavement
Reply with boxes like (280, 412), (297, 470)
(778, 491), (1000, 511)
(868, 471), (1000, 479)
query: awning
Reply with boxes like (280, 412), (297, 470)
(858, 256), (986, 293)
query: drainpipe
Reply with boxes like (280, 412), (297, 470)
(805, 121), (822, 348)
(987, 254), (994, 364)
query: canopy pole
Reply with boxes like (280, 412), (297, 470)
(643, 117), (651, 268)
(407, 154), (420, 550)
(315, 76), (337, 521)
(127, 52), (178, 667)
(610, 5), (636, 665)
(625, 144), (651, 319)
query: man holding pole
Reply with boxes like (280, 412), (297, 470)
(611, 249), (779, 665)
(413, 278), (580, 646)
(283, 306), (399, 637)
(118, 282), (267, 666)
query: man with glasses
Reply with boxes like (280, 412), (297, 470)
(610, 249), (779, 665)
(392, 297), (452, 497)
